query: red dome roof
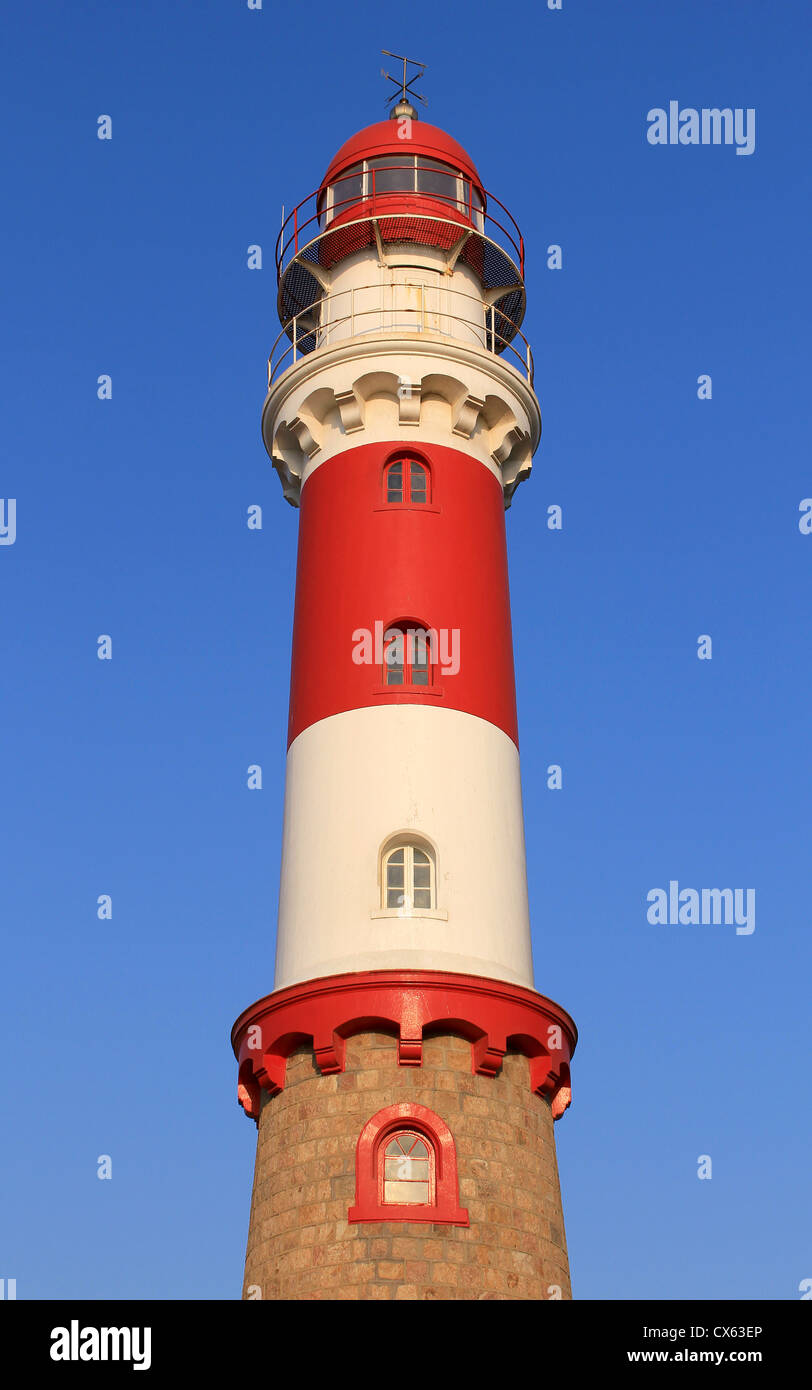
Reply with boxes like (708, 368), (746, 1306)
(320, 119), (483, 190)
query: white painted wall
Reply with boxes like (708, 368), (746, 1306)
(274, 704), (535, 990)
(317, 245), (487, 351)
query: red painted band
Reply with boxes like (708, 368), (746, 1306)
(287, 441), (519, 747)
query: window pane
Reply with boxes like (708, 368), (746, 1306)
(331, 164), (363, 211)
(384, 628), (404, 683)
(413, 863), (430, 887)
(409, 463), (427, 503)
(417, 160), (458, 205)
(412, 849), (429, 865)
(410, 1139), (428, 1159)
(387, 488), (403, 503)
(410, 632), (429, 684)
(389, 461), (403, 477)
(387, 888), (405, 908)
(387, 866), (404, 889)
(410, 631), (428, 663)
(384, 1179), (430, 1205)
(384, 631), (404, 665)
(369, 155), (415, 195)
(413, 888), (432, 909)
(388, 848), (404, 865)
(385, 1138), (404, 1156)
(385, 1157), (429, 1181)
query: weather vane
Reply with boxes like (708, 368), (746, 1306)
(380, 50), (427, 114)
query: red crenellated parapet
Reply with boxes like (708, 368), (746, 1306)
(232, 968), (576, 1125)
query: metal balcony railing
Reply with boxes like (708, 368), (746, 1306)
(277, 162), (525, 280)
(266, 282), (534, 388)
(275, 163), (528, 346)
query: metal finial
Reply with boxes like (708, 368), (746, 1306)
(381, 50), (427, 118)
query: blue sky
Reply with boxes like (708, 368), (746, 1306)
(1, 0), (809, 1299)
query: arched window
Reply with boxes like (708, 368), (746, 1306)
(382, 841), (435, 911)
(382, 623), (433, 686)
(349, 1103), (468, 1225)
(384, 457), (430, 505)
(383, 1132), (433, 1205)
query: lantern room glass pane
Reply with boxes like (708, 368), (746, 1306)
(331, 163), (363, 213)
(417, 159), (459, 206)
(368, 155), (415, 195)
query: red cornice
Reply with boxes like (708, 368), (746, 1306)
(232, 969), (575, 1125)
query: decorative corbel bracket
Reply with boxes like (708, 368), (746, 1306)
(452, 392), (486, 439)
(397, 382), (422, 426)
(334, 388), (365, 434)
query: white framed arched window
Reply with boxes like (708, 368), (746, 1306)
(381, 841), (435, 912)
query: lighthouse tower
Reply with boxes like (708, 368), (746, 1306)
(232, 89), (577, 1302)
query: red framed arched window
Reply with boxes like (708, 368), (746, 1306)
(348, 1102), (468, 1225)
(383, 455), (431, 506)
(382, 622), (434, 687)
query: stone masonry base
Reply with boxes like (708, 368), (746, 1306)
(242, 1030), (572, 1300)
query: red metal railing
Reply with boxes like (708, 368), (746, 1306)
(276, 163), (525, 281)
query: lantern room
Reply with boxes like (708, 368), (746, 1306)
(315, 118), (487, 245)
(271, 110), (531, 386)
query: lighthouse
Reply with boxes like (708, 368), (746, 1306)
(232, 78), (577, 1301)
